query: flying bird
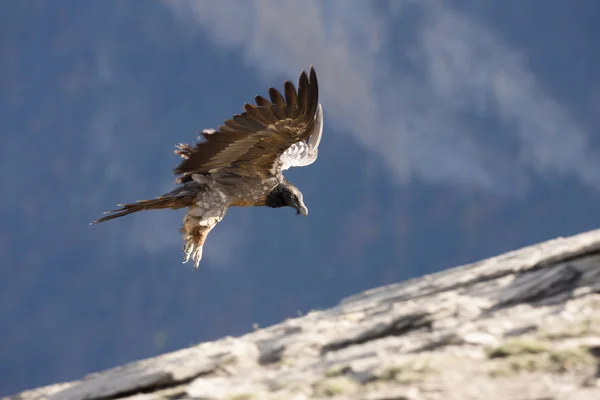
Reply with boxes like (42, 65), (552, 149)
(92, 67), (323, 269)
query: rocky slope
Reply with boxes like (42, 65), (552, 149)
(7, 229), (600, 400)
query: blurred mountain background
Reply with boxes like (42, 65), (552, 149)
(1, 0), (599, 395)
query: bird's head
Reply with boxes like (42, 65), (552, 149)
(266, 182), (308, 216)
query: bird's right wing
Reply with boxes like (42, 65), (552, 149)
(174, 67), (320, 182)
(279, 103), (323, 171)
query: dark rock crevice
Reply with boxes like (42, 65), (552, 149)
(321, 311), (432, 354)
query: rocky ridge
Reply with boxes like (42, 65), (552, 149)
(6, 229), (600, 400)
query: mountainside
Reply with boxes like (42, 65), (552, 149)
(8, 229), (600, 400)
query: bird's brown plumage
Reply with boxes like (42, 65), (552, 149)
(92, 67), (322, 269)
(174, 67), (319, 182)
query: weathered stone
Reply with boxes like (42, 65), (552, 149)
(6, 229), (600, 400)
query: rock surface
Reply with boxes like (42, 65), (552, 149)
(7, 230), (600, 400)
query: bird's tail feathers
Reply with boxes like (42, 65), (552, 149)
(91, 187), (195, 225)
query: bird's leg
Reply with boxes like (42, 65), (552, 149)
(180, 199), (227, 271)
(181, 230), (205, 270)
(180, 218), (211, 270)
(182, 236), (196, 264)
(191, 246), (203, 270)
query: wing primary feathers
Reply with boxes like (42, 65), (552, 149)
(297, 70), (310, 112)
(270, 103), (286, 120)
(232, 113), (264, 131)
(284, 81), (298, 110)
(243, 103), (272, 127)
(222, 119), (254, 133)
(254, 101), (278, 123)
(255, 95), (270, 107)
(306, 66), (319, 118)
(269, 87), (286, 108)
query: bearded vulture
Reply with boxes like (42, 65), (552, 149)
(92, 67), (323, 269)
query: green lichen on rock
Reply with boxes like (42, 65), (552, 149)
(541, 316), (600, 340)
(487, 338), (550, 358)
(313, 376), (360, 397)
(490, 346), (597, 377)
(372, 356), (435, 384)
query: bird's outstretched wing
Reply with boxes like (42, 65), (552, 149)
(174, 67), (320, 182)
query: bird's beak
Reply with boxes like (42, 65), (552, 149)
(296, 202), (308, 216)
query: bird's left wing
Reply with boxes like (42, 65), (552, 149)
(174, 67), (320, 181)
